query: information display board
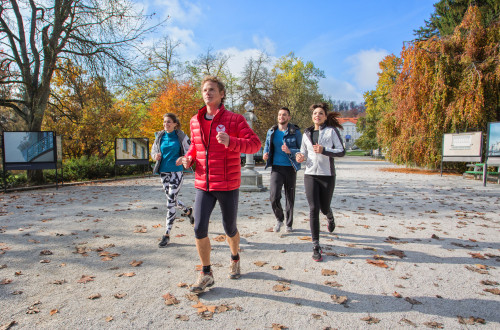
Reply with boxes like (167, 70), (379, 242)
(115, 138), (149, 166)
(442, 132), (482, 162)
(2, 131), (57, 170)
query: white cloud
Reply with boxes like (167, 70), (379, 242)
(252, 35), (276, 54)
(346, 49), (388, 90)
(319, 77), (364, 102)
(153, 0), (202, 24)
(219, 47), (277, 77)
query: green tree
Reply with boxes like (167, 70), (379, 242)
(271, 52), (325, 129)
(414, 0), (500, 40)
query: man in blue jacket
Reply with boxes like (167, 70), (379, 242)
(263, 107), (302, 233)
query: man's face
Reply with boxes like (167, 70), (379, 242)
(278, 109), (290, 125)
(202, 81), (224, 107)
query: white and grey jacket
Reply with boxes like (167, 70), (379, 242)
(300, 124), (345, 176)
(151, 129), (190, 175)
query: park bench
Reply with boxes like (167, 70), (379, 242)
(464, 163), (500, 183)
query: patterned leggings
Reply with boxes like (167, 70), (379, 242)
(160, 171), (189, 234)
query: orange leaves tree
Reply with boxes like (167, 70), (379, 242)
(141, 80), (202, 142)
(377, 6), (499, 168)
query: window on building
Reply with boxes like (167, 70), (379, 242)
(123, 139), (127, 152)
(132, 142), (137, 156)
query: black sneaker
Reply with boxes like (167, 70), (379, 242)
(312, 246), (323, 262)
(327, 218), (335, 233)
(185, 207), (194, 225)
(158, 234), (170, 248)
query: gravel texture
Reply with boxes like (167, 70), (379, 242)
(1, 156), (499, 329)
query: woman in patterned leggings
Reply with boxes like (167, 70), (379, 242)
(151, 113), (194, 247)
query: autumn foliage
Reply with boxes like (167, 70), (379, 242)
(141, 81), (202, 142)
(371, 6), (500, 168)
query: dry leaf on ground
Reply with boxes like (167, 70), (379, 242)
(105, 316), (113, 322)
(405, 297), (422, 305)
(324, 281), (342, 287)
(469, 252), (486, 260)
(366, 259), (388, 268)
(0, 279), (13, 285)
(457, 316), (486, 325)
(298, 236), (312, 241)
(77, 275), (95, 284)
(213, 235), (226, 242)
(175, 314), (189, 321)
(483, 288), (500, 295)
(177, 282), (188, 287)
(321, 269), (338, 276)
(331, 295), (348, 304)
(361, 316), (380, 324)
(254, 261), (267, 267)
(39, 250), (53, 255)
(272, 265), (283, 270)
(117, 272), (135, 277)
(49, 309), (58, 316)
(0, 321), (16, 329)
(271, 323), (287, 330)
(114, 293), (127, 299)
(130, 260), (143, 267)
(273, 284), (290, 292)
(88, 293), (101, 300)
(481, 280), (499, 286)
(423, 321), (444, 328)
(385, 250), (406, 258)
(163, 293), (180, 305)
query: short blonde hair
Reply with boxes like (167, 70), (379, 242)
(201, 76), (226, 103)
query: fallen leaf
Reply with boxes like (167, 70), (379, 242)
(271, 323), (286, 330)
(105, 316), (113, 322)
(483, 288), (500, 295)
(130, 260), (143, 267)
(114, 293), (127, 299)
(321, 269), (338, 276)
(133, 226), (147, 233)
(423, 321), (443, 328)
(152, 224), (162, 228)
(51, 280), (66, 285)
(431, 234), (441, 240)
(298, 236), (312, 241)
(175, 234), (185, 238)
(117, 272), (135, 277)
(50, 309), (58, 316)
(40, 250), (53, 255)
(175, 314), (189, 321)
(385, 250), (406, 258)
(324, 281), (342, 287)
(77, 275), (95, 283)
(393, 291), (402, 298)
(399, 318), (417, 326)
(312, 313), (322, 319)
(366, 259), (388, 268)
(279, 250), (287, 253)
(1, 279), (13, 285)
(254, 261), (268, 267)
(272, 265), (283, 270)
(361, 316), (380, 324)
(195, 265), (202, 271)
(404, 297), (422, 305)
(469, 252), (487, 259)
(163, 293), (180, 305)
(273, 284), (290, 292)
(331, 295), (348, 304)
(457, 316), (486, 325)
(265, 227), (274, 232)
(40, 259), (51, 263)
(465, 265), (489, 274)
(177, 282), (188, 287)
(481, 280), (499, 286)
(185, 293), (199, 302)
(213, 235), (226, 242)
(88, 293), (101, 300)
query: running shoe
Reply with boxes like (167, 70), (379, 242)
(189, 272), (214, 293)
(158, 234), (170, 248)
(273, 221), (283, 232)
(228, 259), (241, 279)
(312, 246), (323, 262)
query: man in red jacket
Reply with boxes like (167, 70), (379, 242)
(182, 76), (261, 293)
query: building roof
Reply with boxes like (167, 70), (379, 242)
(338, 118), (358, 125)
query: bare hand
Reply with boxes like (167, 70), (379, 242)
(296, 152), (305, 163)
(313, 144), (323, 154)
(175, 157), (183, 166)
(281, 144), (290, 154)
(263, 152), (269, 161)
(155, 153), (162, 161)
(216, 131), (230, 147)
(182, 156), (193, 168)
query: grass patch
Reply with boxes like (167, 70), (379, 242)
(346, 150), (366, 156)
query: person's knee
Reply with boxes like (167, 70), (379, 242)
(194, 226), (208, 239)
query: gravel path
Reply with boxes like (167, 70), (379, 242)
(1, 156), (499, 329)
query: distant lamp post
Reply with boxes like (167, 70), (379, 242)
(240, 100), (265, 192)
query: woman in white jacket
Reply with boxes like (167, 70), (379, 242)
(296, 103), (345, 261)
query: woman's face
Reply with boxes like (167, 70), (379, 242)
(312, 107), (326, 126)
(163, 116), (177, 133)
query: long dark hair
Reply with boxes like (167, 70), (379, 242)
(309, 102), (343, 129)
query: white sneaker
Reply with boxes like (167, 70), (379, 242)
(286, 226), (293, 233)
(273, 222), (283, 232)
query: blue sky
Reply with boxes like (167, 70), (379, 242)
(138, 0), (437, 102)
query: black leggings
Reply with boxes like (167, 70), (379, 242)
(193, 188), (239, 239)
(304, 174), (336, 243)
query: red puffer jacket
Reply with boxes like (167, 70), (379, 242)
(186, 104), (261, 191)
